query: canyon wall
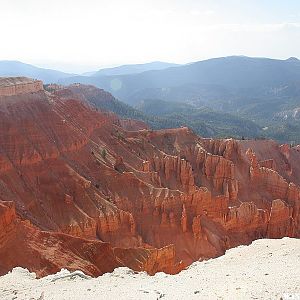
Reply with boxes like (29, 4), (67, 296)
(0, 79), (299, 277)
(0, 77), (43, 96)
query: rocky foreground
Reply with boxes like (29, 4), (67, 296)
(1, 238), (299, 300)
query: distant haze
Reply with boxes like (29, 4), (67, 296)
(1, 0), (300, 73)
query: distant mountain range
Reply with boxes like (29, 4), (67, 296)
(59, 56), (300, 105)
(2, 56), (300, 143)
(91, 61), (179, 77)
(0, 61), (74, 83)
(0, 60), (178, 83)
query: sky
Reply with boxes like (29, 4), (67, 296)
(1, 0), (300, 73)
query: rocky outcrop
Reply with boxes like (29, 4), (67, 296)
(225, 202), (268, 244)
(267, 199), (295, 238)
(200, 138), (241, 161)
(246, 147), (300, 205)
(260, 159), (276, 170)
(0, 201), (17, 242)
(151, 154), (195, 192)
(114, 156), (126, 173)
(0, 77), (43, 96)
(0, 218), (181, 277)
(114, 244), (183, 275)
(119, 119), (149, 131)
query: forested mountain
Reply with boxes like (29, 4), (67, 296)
(66, 84), (263, 139)
(91, 61), (179, 77)
(60, 56), (300, 106)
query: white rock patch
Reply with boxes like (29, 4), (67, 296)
(0, 238), (299, 300)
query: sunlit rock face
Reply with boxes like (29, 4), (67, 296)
(0, 79), (299, 277)
(0, 77), (43, 96)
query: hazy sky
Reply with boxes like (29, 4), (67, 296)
(1, 0), (300, 73)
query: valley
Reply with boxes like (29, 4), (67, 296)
(0, 77), (299, 279)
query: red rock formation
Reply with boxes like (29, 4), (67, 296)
(260, 159), (276, 170)
(119, 119), (149, 131)
(0, 77), (43, 96)
(0, 79), (299, 278)
(114, 245), (183, 275)
(114, 156), (126, 173)
(0, 195), (180, 278)
(0, 201), (17, 241)
(267, 199), (295, 238)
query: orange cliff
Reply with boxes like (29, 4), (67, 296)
(0, 78), (299, 277)
(0, 77), (43, 96)
(0, 200), (180, 277)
